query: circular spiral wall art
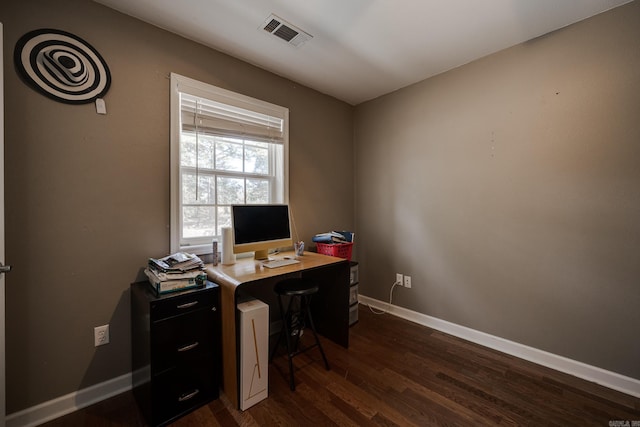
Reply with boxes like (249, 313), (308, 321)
(14, 28), (111, 104)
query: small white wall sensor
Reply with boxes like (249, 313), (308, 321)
(95, 98), (107, 115)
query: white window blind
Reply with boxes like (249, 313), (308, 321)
(181, 93), (285, 144)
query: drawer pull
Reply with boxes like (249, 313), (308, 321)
(177, 342), (199, 352)
(178, 389), (200, 402)
(176, 301), (198, 309)
(211, 306), (217, 312)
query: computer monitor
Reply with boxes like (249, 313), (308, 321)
(231, 204), (293, 260)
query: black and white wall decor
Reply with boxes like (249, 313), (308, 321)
(14, 28), (111, 104)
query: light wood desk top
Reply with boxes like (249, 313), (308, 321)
(205, 250), (349, 409)
(205, 250), (346, 287)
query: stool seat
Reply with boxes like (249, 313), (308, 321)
(270, 277), (330, 391)
(274, 278), (319, 296)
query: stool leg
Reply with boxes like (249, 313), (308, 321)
(270, 295), (298, 391)
(281, 296), (297, 391)
(303, 295), (330, 371)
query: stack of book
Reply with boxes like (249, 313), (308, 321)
(145, 252), (207, 295)
(312, 231), (354, 244)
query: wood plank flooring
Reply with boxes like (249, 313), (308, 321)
(42, 304), (640, 426)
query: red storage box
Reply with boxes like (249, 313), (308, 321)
(316, 242), (353, 261)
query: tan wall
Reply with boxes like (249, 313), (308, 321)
(354, 1), (640, 379)
(1, 0), (354, 412)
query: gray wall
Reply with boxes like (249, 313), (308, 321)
(354, 1), (640, 380)
(1, 0), (354, 413)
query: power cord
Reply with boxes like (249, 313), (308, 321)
(365, 279), (401, 315)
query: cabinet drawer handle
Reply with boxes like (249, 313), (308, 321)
(177, 342), (199, 352)
(178, 389), (199, 402)
(176, 301), (198, 309)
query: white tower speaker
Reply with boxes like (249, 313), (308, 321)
(221, 226), (236, 265)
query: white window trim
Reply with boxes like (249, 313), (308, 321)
(170, 73), (289, 255)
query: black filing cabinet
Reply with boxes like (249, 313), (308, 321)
(131, 281), (221, 426)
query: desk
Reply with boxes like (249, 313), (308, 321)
(205, 251), (350, 409)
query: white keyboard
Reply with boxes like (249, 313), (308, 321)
(261, 258), (300, 269)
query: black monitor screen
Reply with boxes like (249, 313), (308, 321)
(232, 204), (291, 244)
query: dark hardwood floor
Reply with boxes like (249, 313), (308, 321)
(42, 305), (640, 426)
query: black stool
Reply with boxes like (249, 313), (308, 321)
(270, 277), (330, 391)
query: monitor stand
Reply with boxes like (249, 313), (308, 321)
(254, 249), (269, 260)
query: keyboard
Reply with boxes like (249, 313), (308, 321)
(261, 258), (300, 269)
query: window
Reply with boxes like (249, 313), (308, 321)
(170, 74), (289, 254)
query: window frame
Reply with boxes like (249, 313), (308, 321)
(170, 73), (289, 255)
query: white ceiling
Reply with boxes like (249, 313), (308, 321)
(94, 0), (631, 105)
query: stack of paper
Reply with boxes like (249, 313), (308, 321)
(145, 252), (206, 295)
(148, 252), (204, 272)
(312, 231), (355, 244)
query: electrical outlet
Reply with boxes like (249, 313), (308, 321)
(404, 275), (412, 288)
(94, 324), (110, 347)
(396, 273), (403, 286)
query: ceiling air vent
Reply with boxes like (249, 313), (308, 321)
(261, 14), (312, 47)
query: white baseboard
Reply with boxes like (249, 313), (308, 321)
(358, 295), (640, 399)
(6, 373), (132, 427)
